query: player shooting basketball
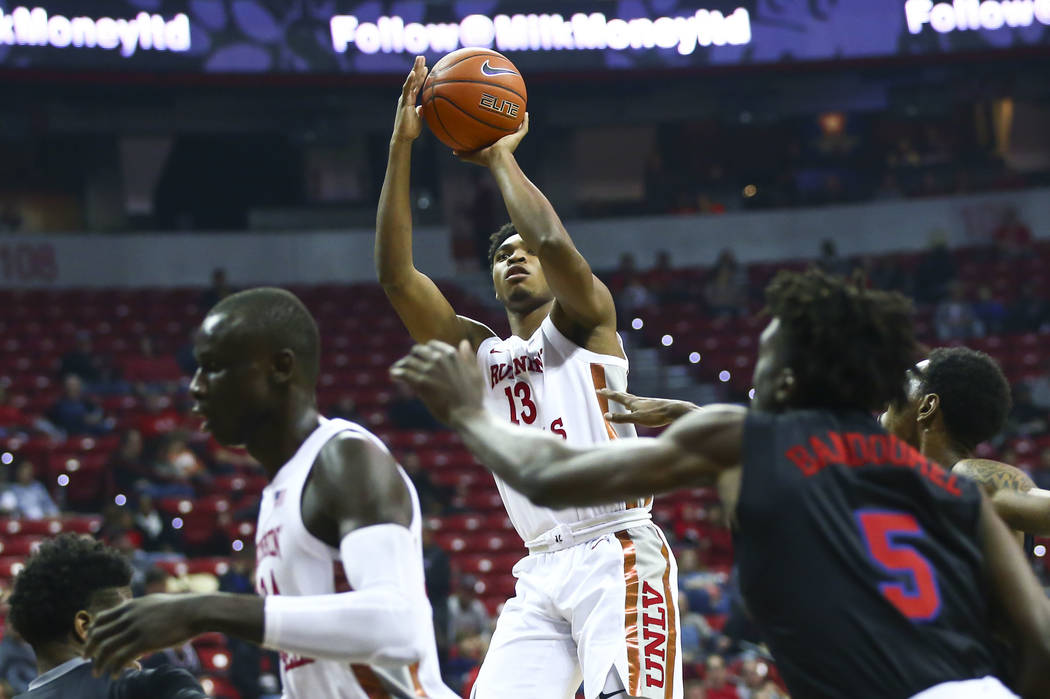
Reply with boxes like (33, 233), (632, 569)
(376, 56), (682, 699)
(393, 269), (1050, 699)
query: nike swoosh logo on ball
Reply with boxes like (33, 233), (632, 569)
(480, 59), (518, 77)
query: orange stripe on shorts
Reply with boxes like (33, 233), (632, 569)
(616, 530), (641, 696)
(658, 537), (678, 699)
(409, 662), (427, 697)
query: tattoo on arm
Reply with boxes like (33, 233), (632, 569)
(954, 459), (1035, 495)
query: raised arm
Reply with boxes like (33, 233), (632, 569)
(86, 437), (435, 673)
(977, 494), (1050, 698)
(391, 340), (744, 508)
(376, 56), (493, 348)
(459, 117), (616, 334)
(953, 458), (1050, 536)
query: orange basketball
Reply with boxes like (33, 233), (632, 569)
(421, 48), (527, 153)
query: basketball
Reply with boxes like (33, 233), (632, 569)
(421, 48), (527, 153)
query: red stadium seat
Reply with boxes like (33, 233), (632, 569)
(191, 633), (228, 650)
(0, 556), (26, 580)
(438, 514), (485, 532)
(0, 518), (63, 536)
(0, 536), (42, 556)
(480, 513), (513, 532)
(198, 647), (233, 674)
(199, 675), (240, 699)
(186, 557), (233, 576)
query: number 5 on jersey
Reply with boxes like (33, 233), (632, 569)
(854, 509), (942, 622)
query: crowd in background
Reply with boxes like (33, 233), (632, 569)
(1, 209), (1050, 696)
(634, 115), (1039, 220)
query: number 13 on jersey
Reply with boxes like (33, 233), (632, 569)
(503, 380), (567, 439)
(854, 509), (942, 622)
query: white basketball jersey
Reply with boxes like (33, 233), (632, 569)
(254, 417), (456, 699)
(477, 316), (653, 543)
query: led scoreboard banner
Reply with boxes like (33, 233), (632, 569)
(0, 0), (1046, 76)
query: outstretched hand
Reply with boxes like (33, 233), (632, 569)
(391, 340), (485, 426)
(84, 595), (198, 678)
(454, 112), (530, 167)
(392, 55), (429, 144)
(598, 388), (698, 428)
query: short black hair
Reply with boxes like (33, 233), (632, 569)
(209, 287), (321, 384)
(766, 268), (919, 412)
(487, 222), (518, 270)
(8, 534), (131, 648)
(918, 347), (1011, 450)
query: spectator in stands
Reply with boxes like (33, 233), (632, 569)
(402, 451), (446, 516)
(0, 461), (58, 520)
(98, 504), (141, 548)
(1033, 448), (1050, 491)
(137, 394), (183, 442)
(735, 653), (782, 699)
(0, 618), (36, 693)
(132, 493), (170, 552)
(1025, 361), (1050, 411)
(1008, 383), (1048, 437)
(704, 250), (748, 318)
(617, 272), (654, 321)
(992, 208), (1032, 259)
(59, 331), (104, 385)
(140, 569), (202, 675)
(1007, 281), (1049, 333)
(199, 267), (232, 311)
(109, 428), (153, 496)
(445, 633), (487, 697)
(647, 250), (687, 304)
(219, 545), (255, 595)
(817, 239), (851, 277)
(447, 576), (492, 648)
(388, 381), (443, 430)
(751, 683), (787, 699)
(47, 375), (111, 436)
(972, 285), (1007, 335)
(679, 593), (716, 663)
(704, 654), (739, 699)
(218, 546), (282, 699)
(677, 547), (706, 589)
(328, 394), (362, 423)
(422, 523), (452, 661)
(175, 331), (198, 377)
(914, 238), (956, 303)
(684, 680), (707, 699)
(0, 386), (26, 437)
(934, 283), (982, 341)
(609, 252), (638, 294)
(147, 433), (204, 499)
(123, 337), (181, 387)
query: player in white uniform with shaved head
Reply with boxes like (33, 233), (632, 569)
(376, 56), (681, 699)
(85, 287), (457, 699)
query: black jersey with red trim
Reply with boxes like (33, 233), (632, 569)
(735, 409), (997, 699)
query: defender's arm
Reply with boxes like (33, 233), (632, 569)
(390, 340), (743, 508)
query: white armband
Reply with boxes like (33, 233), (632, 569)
(262, 523), (431, 665)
